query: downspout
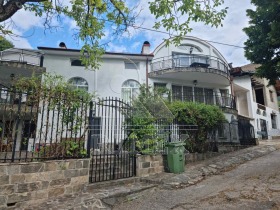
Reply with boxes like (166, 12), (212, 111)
(146, 57), (148, 88)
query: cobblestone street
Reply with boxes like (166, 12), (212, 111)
(114, 148), (280, 210)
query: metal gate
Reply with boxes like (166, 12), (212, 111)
(88, 97), (136, 183)
(238, 118), (256, 145)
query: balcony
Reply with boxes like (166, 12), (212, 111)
(0, 48), (43, 66)
(172, 93), (236, 110)
(149, 55), (230, 85)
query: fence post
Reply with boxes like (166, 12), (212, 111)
(11, 92), (22, 162)
(87, 101), (93, 158)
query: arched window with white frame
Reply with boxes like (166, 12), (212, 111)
(68, 77), (89, 91)
(121, 80), (140, 103)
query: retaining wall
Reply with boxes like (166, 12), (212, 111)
(136, 155), (164, 177)
(0, 159), (89, 209)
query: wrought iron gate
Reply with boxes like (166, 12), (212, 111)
(88, 97), (136, 183)
(238, 118), (256, 145)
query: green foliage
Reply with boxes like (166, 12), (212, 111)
(0, 36), (14, 51)
(125, 85), (173, 154)
(35, 139), (87, 159)
(149, 0), (228, 45)
(1, 0), (227, 70)
(167, 101), (226, 153)
(243, 0), (280, 85)
(13, 73), (94, 135)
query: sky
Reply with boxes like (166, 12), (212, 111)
(4, 0), (254, 67)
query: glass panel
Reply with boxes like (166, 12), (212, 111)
(204, 88), (214, 104)
(125, 62), (139, 70)
(68, 77), (88, 91)
(172, 85), (182, 101)
(121, 80), (140, 102)
(182, 86), (193, 101)
(194, 87), (204, 103)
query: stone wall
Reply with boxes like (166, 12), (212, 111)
(136, 155), (164, 177)
(0, 159), (89, 209)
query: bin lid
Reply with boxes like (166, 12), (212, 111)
(165, 142), (186, 147)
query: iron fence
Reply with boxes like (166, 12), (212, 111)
(151, 54), (230, 77)
(0, 85), (89, 162)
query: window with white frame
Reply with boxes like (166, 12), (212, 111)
(121, 80), (140, 102)
(68, 77), (89, 91)
(124, 62), (139, 70)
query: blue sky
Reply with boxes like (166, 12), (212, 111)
(5, 0), (253, 67)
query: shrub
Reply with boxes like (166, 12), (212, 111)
(168, 101), (226, 153)
(34, 139), (87, 159)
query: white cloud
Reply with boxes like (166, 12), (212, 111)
(11, 9), (43, 31)
(4, 0), (256, 67)
(107, 43), (127, 52)
(124, 0), (254, 67)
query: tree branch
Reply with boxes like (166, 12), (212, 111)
(0, 0), (46, 22)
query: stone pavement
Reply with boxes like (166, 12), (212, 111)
(17, 140), (280, 210)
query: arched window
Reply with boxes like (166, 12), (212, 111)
(68, 77), (88, 91)
(121, 80), (140, 102)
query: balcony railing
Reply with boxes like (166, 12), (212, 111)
(0, 48), (43, 66)
(172, 93), (236, 109)
(151, 55), (230, 77)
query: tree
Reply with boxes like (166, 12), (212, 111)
(0, 35), (14, 50)
(243, 0), (280, 84)
(0, 0), (227, 69)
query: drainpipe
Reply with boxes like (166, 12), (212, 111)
(40, 55), (44, 67)
(146, 57), (148, 89)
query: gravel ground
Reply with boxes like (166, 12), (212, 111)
(113, 149), (280, 210)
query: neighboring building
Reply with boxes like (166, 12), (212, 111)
(231, 64), (280, 140)
(0, 49), (45, 153)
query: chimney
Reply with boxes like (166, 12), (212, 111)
(141, 41), (150, 54)
(59, 42), (67, 49)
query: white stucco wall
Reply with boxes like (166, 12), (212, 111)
(42, 54), (148, 99)
(233, 75), (280, 139)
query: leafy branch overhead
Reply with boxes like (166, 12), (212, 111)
(0, 0), (227, 69)
(243, 0), (280, 84)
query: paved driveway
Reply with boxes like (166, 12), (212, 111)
(114, 149), (280, 210)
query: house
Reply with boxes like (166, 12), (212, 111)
(0, 49), (45, 157)
(36, 37), (239, 144)
(231, 64), (280, 140)
(0, 36), (240, 159)
(38, 37), (236, 117)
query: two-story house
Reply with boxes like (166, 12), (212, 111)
(231, 64), (280, 140)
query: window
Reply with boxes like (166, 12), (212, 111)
(271, 114), (277, 129)
(204, 88), (214, 104)
(68, 77), (88, 91)
(255, 88), (265, 105)
(154, 83), (166, 89)
(194, 87), (204, 103)
(172, 85), (214, 104)
(182, 86), (193, 101)
(125, 62), (139, 70)
(269, 90), (274, 102)
(71, 59), (84, 66)
(172, 85), (182, 101)
(121, 80), (140, 102)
